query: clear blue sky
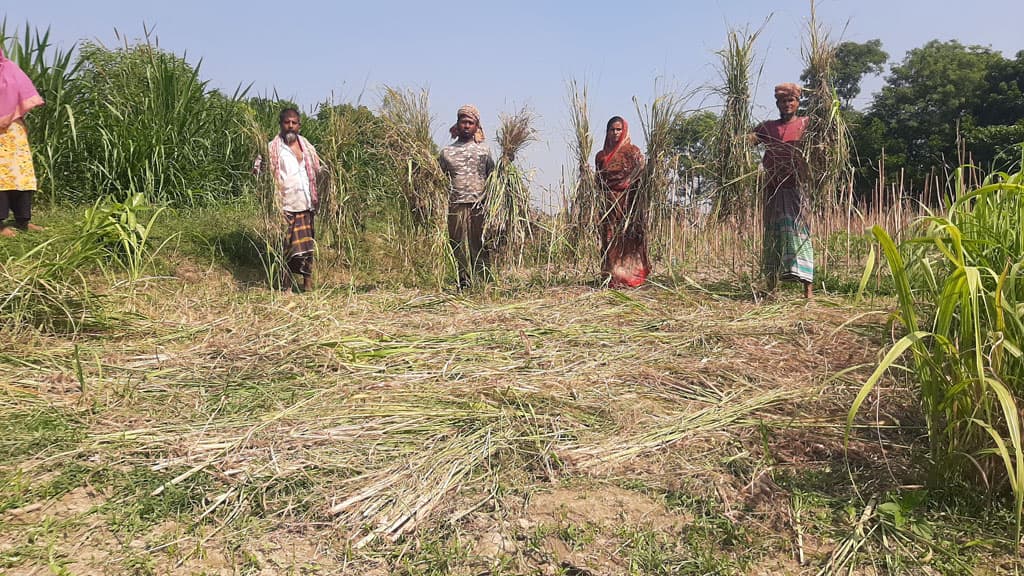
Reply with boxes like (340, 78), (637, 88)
(7, 1), (1024, 207)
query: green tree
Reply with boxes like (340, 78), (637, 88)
(965, 50), (1024, 166)
(801, 39), (888, 109)
(975, 50), (1024, 125)
(671, 110), (718, 200)
(867, 40), (1004, 185)
(846, 109), (892, 197)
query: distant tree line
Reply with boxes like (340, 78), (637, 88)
(674, 39), (1024, 201)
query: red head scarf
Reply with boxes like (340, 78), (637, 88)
(599, 117), (632, 167)
(0, 47), (44, 125)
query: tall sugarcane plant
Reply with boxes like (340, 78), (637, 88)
(2, 23), (253, 205)
(853, 157), (1024, 539)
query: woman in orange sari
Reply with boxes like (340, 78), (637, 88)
(595, 116), (648, 287)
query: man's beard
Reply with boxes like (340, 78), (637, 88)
(282, 131), (298, 145)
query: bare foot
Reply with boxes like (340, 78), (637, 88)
(0, 227), (16, 238)
(25, 223), (45, 232)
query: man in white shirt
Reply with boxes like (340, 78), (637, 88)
(265, 108), (323, 292)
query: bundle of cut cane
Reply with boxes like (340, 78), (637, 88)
(801, 0), (852, 211)
(633, 90), (687, 248)
(708, 24), (764, 220)
(565, 79), (600, 261)
(378, 86), (449, 230)
(482, 107), (538, 264)
(311, 105), (357, 249)
(239, 105), (290, 289)
(378, 86), (450, 283)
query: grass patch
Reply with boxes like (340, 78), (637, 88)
(0, 408), (83, 461)
(104, 466), (219, 536)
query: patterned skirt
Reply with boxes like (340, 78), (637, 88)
(762, 187), (814, 283)
(0, 120), (37, 191)
(284, 210), (315, 276)
(601, 190), (650, 288)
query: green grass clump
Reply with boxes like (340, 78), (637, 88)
(853, 155), (1024, 537)
(77, 193), (171, 282)
(0, 408), (83, 461)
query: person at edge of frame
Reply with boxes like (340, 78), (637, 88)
(0, 47), (47, 238)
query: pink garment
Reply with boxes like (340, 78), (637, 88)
(596, 118), (643, 192)
(0, 48), (44, 126)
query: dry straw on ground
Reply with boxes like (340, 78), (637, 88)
(1, 265), (901, 573)
(3, 180), (1000, 573)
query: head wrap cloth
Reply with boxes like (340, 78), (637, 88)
(449, 104), (485, 143)
(601, 117), (631, 163)
(774, 83), (802, 100)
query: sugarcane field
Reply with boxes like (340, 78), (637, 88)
(3, 2), (1024, 575)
